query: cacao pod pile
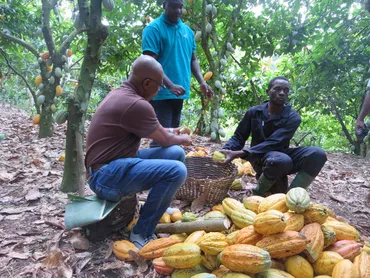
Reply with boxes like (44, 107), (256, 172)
(112, 187), (368, 278)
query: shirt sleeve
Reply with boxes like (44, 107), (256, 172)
(192, 30), (196, 53)
(222, 109), (253, 150)
(121, 100), (159, 138)
(247, 115), (301, 154)
(142, 25), (161, 55)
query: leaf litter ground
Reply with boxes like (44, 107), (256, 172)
(0, 103), (369, 277)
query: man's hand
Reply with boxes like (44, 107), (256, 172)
(168, 84), (185, 96)
(200, 81), (214, 99)
(355, 119), (365, 136)
(178, 134), (192, 146)
(218, 149), (247, 164)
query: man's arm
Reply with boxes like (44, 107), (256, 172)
(223, 110), (253, 151)
(356, 92), (370, 134)
(247, 117), (301, 154)
(147, 124), (192, 147)
(143, 51), (185, 96)
(191, 53), (213, 99)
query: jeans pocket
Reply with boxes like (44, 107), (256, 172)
(95, 184), (122, 202)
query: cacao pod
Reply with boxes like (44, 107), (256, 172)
(195, 31), (202, 41)
(230, 209), (256, 229)
(227, 231), (240, 245)
(112, 240), (139, 261)
(322, 224), (337, 248)
(206, 23), (212, 33)
(313, 251), (344, 276)
(152, 257), (174, 276)
(212, 204), (224, 213)
(255, 269), (295, 278)
(212, 151), (226, 162)
(231, 179), (243, 191)
(162, 243), (202, 269)
(243, 196), (264, 214)
(66, 49), (72, 57)
(56, 85), (63, 96)
(139, 237), (181, 259)
(33, 114), (41, 125)
(353, 251), (370, 278)
(170, 211), (183, 222)
(102, 0), (115, 11)
(204, 71), (213, 81)
(198, 232), (228, 255)
(331, 259), (359, 278)
(220, 244), (271, 274)
(253, 210), (286, 235)
(35, 75), (42, 86)
(37, 95), (45, 106)
(182, 212), (197, 222)
(323, 221), (360, 241)
(284, 212), (304, 232)
(222, 198), (246, 217)
(204, 211), (226, 220)
(222, 273), (251, 278)
(201, 254), (220, 271)
(300, 223), (325, 263)
(258, 193), (288, 213)
(159, 212), (171, 223)
(172, 265), (208, 278)
(285, 255), (314, 278)
(50, 104), (57, 113)
(235, 225), (263, 245)
(286, 187), (311, 213)
(184, 230), (206, 244)
(55, 110), (69, 124)
(303, 203), (329, 224)
(256, 231), (309, 259)
(55, 67), (62, 78)
(326, 240), (362, 261)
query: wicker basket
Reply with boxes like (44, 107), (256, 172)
(176, 156), (237, 204)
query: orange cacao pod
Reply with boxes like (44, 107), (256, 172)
(220, 244), (272, 274)
(284, 211), (304, 232)
(300, 223), (325, 263)
(235, 225), (263, 245)
(112, 240), (139, 261)
(139, 237), (180, 259)
(256, 231), (309, 259)
(152, 257), (174, 275)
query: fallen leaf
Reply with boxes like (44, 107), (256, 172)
(69, 233), (89, 250)
(57, 262), (73, 278)
(104, 241), (114, 259)
(7, 251), (30, 259)
(33, 251), (46, 261)
(0, 206), (36, 215)
(25, 188), (41, 201)
(42, 248), (63, 269)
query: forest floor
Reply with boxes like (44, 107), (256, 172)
(0, 103), (369, 277)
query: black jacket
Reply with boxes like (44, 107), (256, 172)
(223, 101), (301, 155)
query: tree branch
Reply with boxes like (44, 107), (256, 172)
(57, 28), (87, 56)
(41, 0), (56, 57)
(0, 32), (39, 58)
(0, 48), (40, 114)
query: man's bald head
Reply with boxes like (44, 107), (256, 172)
(128, 55), (164, 100)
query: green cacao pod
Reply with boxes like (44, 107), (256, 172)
(54, 67), (62, 78)
(55, 110), (69, 124)
(37, 95), (45, 106)
(102, 0), (115, 11)
(286, 187), (311, 213)
(182, 212), (197, 222)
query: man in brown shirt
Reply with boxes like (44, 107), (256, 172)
(85, 55), (191, 249)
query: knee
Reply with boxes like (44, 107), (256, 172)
(264, 154), (293, 179)
(172, 161), (187, 185)
(167, 145), (186, 162)
(309, 147), (327, 164)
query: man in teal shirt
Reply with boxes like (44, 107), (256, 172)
(142, 0), (213, 146)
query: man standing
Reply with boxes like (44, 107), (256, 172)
(220, 77), (327, 196)
(85, 56), (192, 249)
(142, 0), (213, 141)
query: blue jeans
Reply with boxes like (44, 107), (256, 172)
(88, 145), (187, 237)
(150, 99), (184, 148)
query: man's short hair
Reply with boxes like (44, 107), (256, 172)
(268, 76), (289, 90)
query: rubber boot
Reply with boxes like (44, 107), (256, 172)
(253, 173), (275, 196)
(290, 171), (315, 189)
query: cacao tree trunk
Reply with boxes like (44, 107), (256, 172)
(60, 1), (108, 193)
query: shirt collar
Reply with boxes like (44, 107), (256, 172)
(161, 13), (181, 26)
(257, 101), (292, 119)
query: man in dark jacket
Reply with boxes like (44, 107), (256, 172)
(221, 76), (327, 196)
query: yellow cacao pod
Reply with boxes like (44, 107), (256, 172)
(285, 255), (314, 278)
(212, 204), (224, 213)
(332, 259), (359, 278)
(220, 244), (272, 274)
(284, 211), (304, 232)
(258, 193), (288, 213)
(139, 237), (180, 259)
(112, 240), (139, 261)
(204, 71), (213, 81)
(198, 232), (229, 255)
(271, 259), (286, 271)
(201, 254), (220, 271)
(127, 217), (138, 232)
(184, 230), (206, 244)
(169, 233), (187, 242)
(159, 212), (171, 223)
(303, 203), (329, 224)
(313, 251), (344, 276)
(170, 210), (183, 222)
(256, 231), (309, 259)
(227, 231), (240, 245)
(172, 265), (208, 278)
(56, 85), (63, 96)
(323, 221), (360, 241)
(353, 251), (370, 278)
(35, 75), (42, 86)
(231, 178), (243, 190)
(322, 224), (337, 248)
(33, 114), (41, 125)
(213, 150), (226, 162)
(222, 273), (251, 278)
(162, 243), (202, 269)
(211, 265), (230, 277)
(243, 196), (264, 214)
(222, 198), (247, 217)
(254, 269), (295, 277)
(191, 274), (216, 278)
(253, 210), (286, 235)
(204, 211), (226, 220)
(229, 209), (256, 229)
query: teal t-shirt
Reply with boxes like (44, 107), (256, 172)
(142, 14), (196, 101)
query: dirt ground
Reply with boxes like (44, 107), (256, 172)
(0, 103), (369, 277)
